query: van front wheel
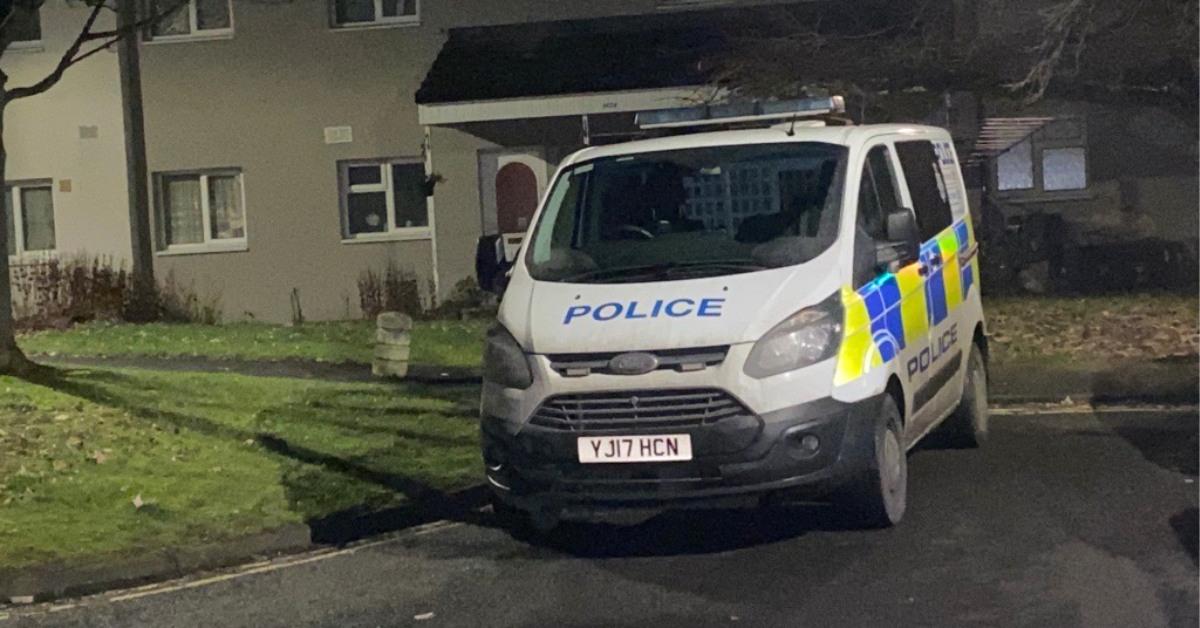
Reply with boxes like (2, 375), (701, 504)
(944, 345), (989, 448)
(837, 395), (907, 528)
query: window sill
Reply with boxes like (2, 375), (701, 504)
(996, 189), (1094, 204)
(330, 19), (420, 32)
(145, 31), (234, 45)
(156, 241), (248, 256)
(341, 230), (431, 244)
(8, 251), (57, 265)
(5, 41), (44, 53)
(655, 0), (734, 10)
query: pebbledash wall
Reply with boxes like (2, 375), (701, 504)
(2, 2), (132, 273)
(136, 0), (788, 323)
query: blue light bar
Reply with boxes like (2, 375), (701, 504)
(636, 96), (845, 129)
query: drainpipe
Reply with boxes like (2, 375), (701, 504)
(423, 126), (441, 306)
(117, 0), (156, 320)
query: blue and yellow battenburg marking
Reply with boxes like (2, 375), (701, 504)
(834, 218), (978, 386)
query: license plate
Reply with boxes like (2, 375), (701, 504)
(577, 434), (692, 464)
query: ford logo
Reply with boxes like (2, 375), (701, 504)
(608, 352), (659, 376)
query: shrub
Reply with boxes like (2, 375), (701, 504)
(11, 256), (129, 328)
(357, 262), (425, 320)
(9, 256), (222, 329)
(427, 277), (496, 320)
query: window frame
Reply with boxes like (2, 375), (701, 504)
(992, 117), (1089, 200)
(154, 168), (249, 256)
(145, 0), (235, 44)
(329, 0), (420, 30)
(338, 157), (432, 243)
(4, 180), (57, 260)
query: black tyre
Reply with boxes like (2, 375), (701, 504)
(491, 495), (534, 538)
(944, 345), (989, 448)
(838, 394), (907, 528)
(491, 495), (559, 539)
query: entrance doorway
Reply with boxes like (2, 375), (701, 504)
(479, 148), (548, 260)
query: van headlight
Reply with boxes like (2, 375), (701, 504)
(744, 292), (843, 379)
(483, 324), (534, 390)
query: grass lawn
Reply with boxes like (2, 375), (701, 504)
(985, 293), (1198, 363)
(0, 368), (480, 570)
(14, 294), (1198, 370)
(17, 319), (489, 367)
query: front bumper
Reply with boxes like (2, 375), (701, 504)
(482, 393), (884, 519)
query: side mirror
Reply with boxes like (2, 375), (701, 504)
(876, 210), (921, 273)
(886, 209), (920, 245)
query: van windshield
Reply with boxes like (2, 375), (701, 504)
(525, 142), (848, 283)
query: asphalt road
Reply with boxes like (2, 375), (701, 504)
(4, 408), (1197, 628)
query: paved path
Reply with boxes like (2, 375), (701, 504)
(3, 408), (1196, 628)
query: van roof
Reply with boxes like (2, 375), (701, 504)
(564, 123), (952, 166)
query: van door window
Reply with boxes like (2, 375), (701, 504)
(854, 145), (903, 286)
(896, 140), (953, 241)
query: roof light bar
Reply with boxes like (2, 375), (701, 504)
(636, 96), (845, 129)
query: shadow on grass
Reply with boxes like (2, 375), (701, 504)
(19, 365), (493, 546)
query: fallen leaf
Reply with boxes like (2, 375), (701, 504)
(132, 493), (144, 509)
(90, 451), (108, 465)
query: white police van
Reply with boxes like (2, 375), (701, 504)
(481, 97), (988, 531)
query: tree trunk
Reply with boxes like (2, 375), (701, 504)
(118, 0), (157, 321)
(0, 76), (33, 375)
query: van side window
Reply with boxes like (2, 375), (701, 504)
(895, 140), (953, 241)
(857, 146), (902, 239)
(854, 146), (902, 286)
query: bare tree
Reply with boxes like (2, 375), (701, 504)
(0, 0), (178, 374)
(711, 0), (1198, 118)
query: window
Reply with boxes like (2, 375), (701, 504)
(896, 140), (953, 241)
(150, 0), (232, 40)
(7, 6), (41, 48)
(1042, 147), (1087, 191)
(155, 170), (246, 253)
(525, 143), (848, 283)
(340, 159), (429, 240)
(331, 0), (418, 28)
(994, 117), (1088, 195)
(997, 137), (1034, 191)
(4, 182), (56, 257)
(857, 146), (902, 240)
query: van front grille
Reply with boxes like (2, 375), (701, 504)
(548, 346), (728, 377)
(529, 388), (748, 433)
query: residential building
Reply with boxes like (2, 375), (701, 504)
(2, 2), (132, 272)
(136, 0), (793, 322)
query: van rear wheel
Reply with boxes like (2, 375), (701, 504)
(837, 395), (907, 528)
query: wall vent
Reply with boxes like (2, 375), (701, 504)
(323, 126), (353, 144)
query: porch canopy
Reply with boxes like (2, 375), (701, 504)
(414, 7), (761, 126)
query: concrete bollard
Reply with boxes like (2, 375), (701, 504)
(372, 311), (413, 378)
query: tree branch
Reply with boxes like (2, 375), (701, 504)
(7, 1), (106, 100)
(7, 0), (186, 101)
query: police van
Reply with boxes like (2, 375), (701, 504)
(480, 96), (988, 531)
